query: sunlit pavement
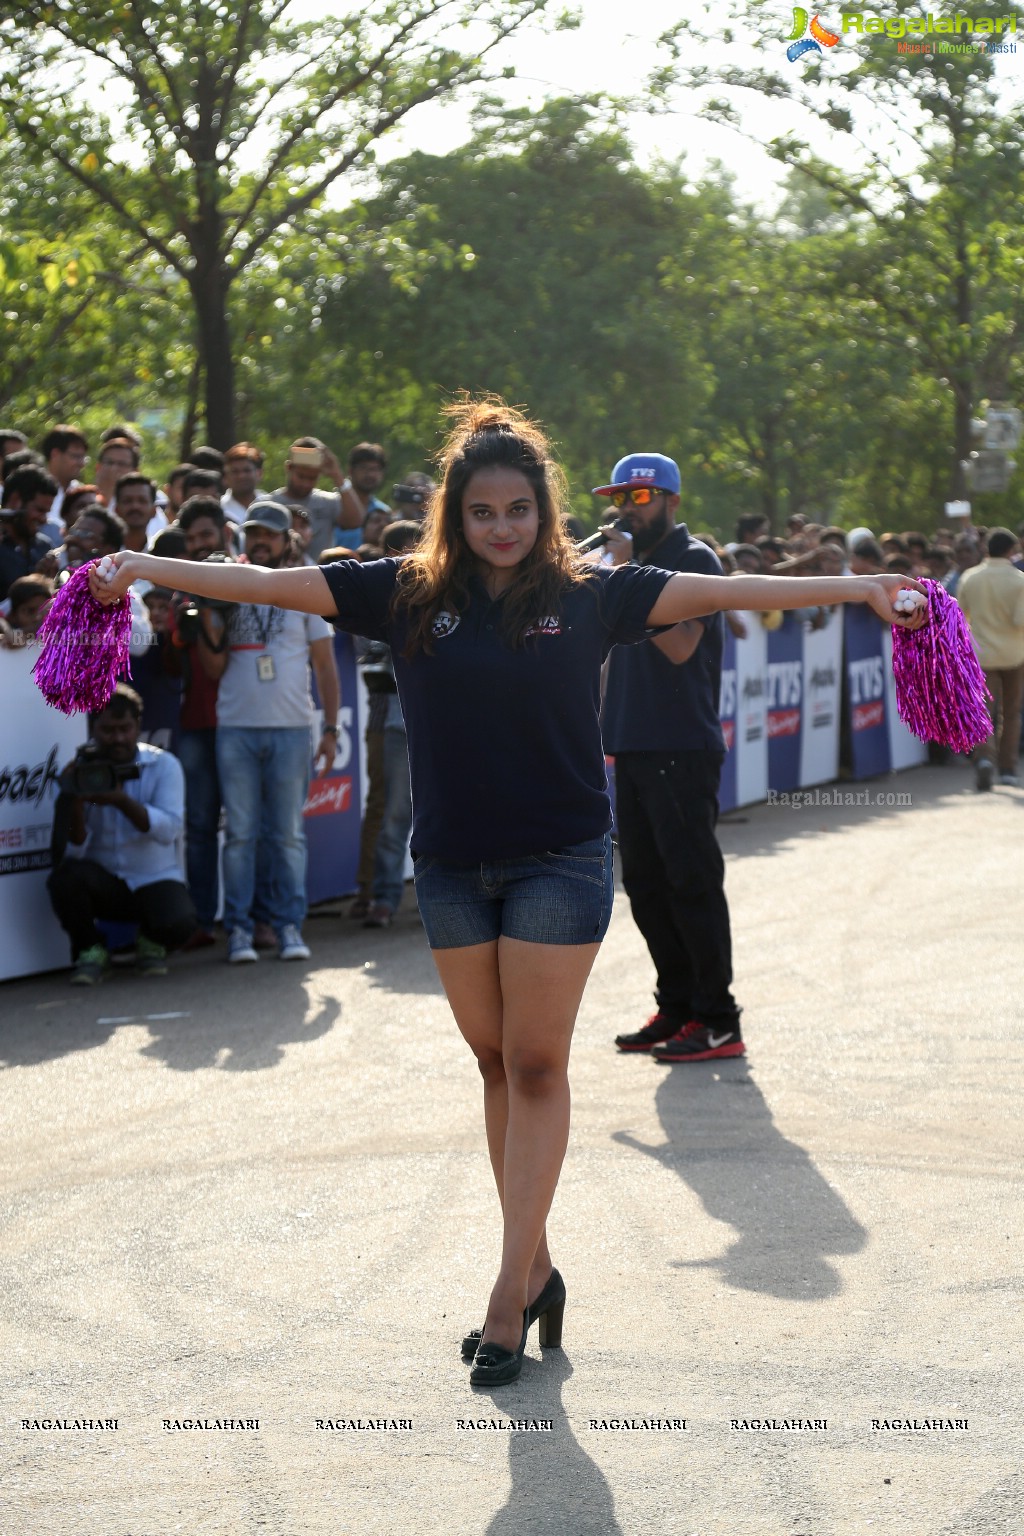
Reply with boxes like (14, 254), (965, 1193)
(2, 759), (1021, 1536)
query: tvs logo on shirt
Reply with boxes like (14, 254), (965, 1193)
(524, 616), (563, 638)
(431, 611), (460, 639)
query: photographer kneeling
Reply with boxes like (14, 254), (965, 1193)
(48, 684), (196, 985)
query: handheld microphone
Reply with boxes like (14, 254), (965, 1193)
(576, 516), (631, 553)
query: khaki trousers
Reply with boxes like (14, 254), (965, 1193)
(975, 663), (1024, 775)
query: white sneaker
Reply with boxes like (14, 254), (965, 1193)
(998, 773), (1022, 787)
(228, 927), (258, 964)
(278, 924), (311, 961)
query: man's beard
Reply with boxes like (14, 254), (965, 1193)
(630, 506), (673, 554)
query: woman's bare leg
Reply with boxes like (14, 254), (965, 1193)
(431, 937), (600, 1330)
(432, 942), (554, 1298)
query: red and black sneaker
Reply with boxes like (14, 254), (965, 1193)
(652, 1023), (745, 1063)
(615, 1012), (686, 1053)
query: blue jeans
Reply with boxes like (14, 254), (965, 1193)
(373, 726), (413, 912)
(216, 726), (311, 934)
(413, 834), (614, 950)
(178, 727), (275, 929)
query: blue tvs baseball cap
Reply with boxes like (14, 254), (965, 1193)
(592, 452), (681, 497)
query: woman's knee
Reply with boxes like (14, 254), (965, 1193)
(504, 1046), (566, 1098)
(474, 1043), (506, 1085)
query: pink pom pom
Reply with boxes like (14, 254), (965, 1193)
(891, 579), (991, 753)
(32, 563), (134, 715)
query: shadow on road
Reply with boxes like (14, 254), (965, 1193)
(615, 1061), (866, 1300)
(715, 760), (1004, 861)
(0, 958), (339, 1073)
(476, 1351), (623, 1536)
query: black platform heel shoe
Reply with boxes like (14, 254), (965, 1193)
(462, 1268), (566, 1360)
(469, 1309), (529, 1388)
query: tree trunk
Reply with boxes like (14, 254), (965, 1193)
(950, 219), (973, 500)
(179, 354), (202, 461)
(190, 264), (236, 449)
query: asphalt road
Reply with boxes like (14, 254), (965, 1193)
(1, 759), (1021, 1536)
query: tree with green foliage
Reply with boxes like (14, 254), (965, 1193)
(263, 98), (712, 512)
(668, 1), (1024, 502)
(1, 0), (556, 446)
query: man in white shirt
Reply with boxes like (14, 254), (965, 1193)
(48, 685), (196, 984)
(201, 500), (341, 963)
(40, 424), (89, 527)
(221, 441), (264, 522)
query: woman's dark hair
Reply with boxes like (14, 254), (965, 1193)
(394, 397), (585, 656)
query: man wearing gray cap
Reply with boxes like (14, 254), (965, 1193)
(202, 499), (341, 963)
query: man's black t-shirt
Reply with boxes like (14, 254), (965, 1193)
(320, 558), (674, 862)
(601, 525), (725, 755)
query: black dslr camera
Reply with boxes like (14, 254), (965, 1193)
(60, 742), (141, 797)
(392, 483), (428, 511)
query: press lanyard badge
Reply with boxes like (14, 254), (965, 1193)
(256, 654), (276, 682)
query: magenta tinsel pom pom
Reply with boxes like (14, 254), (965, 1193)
(32, 563), (133, 715)
(891, 579), (991, 753)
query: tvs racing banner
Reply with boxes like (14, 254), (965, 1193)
(717, 605), (891, 814)
(0, 649), (87, 980)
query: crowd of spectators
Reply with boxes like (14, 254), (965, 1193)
(0, 423), (436, 982)
(2, 418), (1023, 980)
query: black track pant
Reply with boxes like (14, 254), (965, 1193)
(614, 750), (741, 1030)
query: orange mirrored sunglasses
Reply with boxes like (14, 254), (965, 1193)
(610, 486), (664, 508)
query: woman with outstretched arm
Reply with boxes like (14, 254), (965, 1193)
(90, 401), (925, 1388)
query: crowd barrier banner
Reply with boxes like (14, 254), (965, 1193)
(0, 649), (87, 981)
(844, 606), (928, 779)
(766, 611), (804, 793)
(882, 625), (930, 773)
(719, 610), (843, 812)
(799, 610), (843, 789)
(719, 620), (768, 813)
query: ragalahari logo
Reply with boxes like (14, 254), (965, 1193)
(786, 7), (841, 59)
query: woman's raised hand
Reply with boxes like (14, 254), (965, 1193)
(87, 550), (140, 605)
(863, 573), (930, 629)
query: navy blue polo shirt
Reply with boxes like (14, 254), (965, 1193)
(601, 525), (725, 755)
(320, 557), (674, 862)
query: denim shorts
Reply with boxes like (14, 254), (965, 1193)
(413, 833), (614, 950)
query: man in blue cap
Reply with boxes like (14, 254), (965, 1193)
(594, 453), (744, 1062)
